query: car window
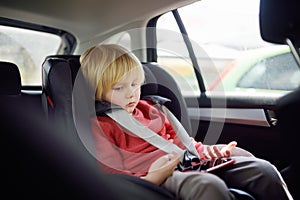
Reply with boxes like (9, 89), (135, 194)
(156, 0), (299, 95)
(0, 25), (62, 86)
(237, 52), (300, 91)
(156, 12), (200, 96)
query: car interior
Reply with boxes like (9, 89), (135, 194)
(1, 0), (299, 199)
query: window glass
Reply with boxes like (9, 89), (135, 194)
(237, 52), (300, 91)
(156, 12), (199, 96)
(156, 0), (299, 95)
(0, 25), (62, 85)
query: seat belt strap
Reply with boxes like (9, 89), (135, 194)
(159, 105), (199, 158)
(106, 109), (185, 157)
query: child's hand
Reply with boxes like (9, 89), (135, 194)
(220, 141), (237, 157)
(202, 141), (237, 159)
(195, 142), (204, 157)
(141, 152), (180, 185)
(190, 137), (205, 158)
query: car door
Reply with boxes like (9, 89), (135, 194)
(151, 0), (298, 171)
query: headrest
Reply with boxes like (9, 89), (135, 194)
(0, 61), (21, 95)
(45, 55), (81, 85)
(141, 63), (158, 95)
(42, 58), (74, 109)
(260, 0), (300, 46)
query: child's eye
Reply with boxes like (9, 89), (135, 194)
(113, 86), (122, 91)
(132, 82), (141, 87)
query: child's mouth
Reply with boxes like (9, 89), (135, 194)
(127, 102), (135, 107)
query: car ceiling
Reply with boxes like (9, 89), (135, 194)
(0, 0), (198, 43)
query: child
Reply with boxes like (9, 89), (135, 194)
(80, 44), (292, 200)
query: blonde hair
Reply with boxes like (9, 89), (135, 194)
(80, 44), (144, 100)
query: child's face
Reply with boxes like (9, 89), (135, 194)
(103, 69), (142, 114)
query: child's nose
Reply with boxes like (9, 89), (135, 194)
(126, 88), (134, 98)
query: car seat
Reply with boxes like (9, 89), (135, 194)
(42, 54), (255, 200)
(42, 55), (177, 199)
